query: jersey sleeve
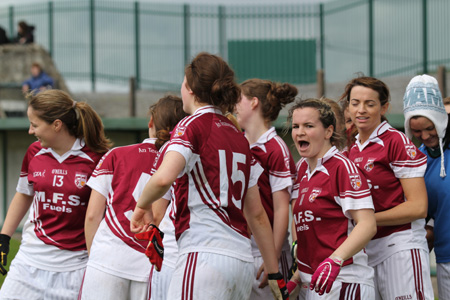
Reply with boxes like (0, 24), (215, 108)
(166, 122), (199, 176)
(267, 138), (295, 193)
(87, 149), (115, 198)
(388, 132), (427, 178)
(335, 156), (374, 219)
(249, 156), (264, 188)
(291, 159), (306, 202)
(16, 142), (40, 196)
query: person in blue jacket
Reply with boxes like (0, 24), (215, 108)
(22, 62), (54, 94)
(403, 74), (450, 300)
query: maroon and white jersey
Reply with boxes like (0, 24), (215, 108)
(248, 127), (295, 256)
(86, 138), (161, 281)
(348, 121), (428, 266)
(293, 146), (374, 286)
(165, 105), (261, 262)
(15, 139), (102, 272)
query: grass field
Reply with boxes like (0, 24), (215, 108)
(0, 238), (20, 288)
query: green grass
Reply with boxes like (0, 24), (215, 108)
(0, 238), (20, 288)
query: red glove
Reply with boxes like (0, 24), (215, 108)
(268, 272), (289, 300)
(135, 225), (164, 271)
(310, 257), (343, 295)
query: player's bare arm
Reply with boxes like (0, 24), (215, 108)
(84, 190), (107, 255)
(131, 151), (185, 233)
(330, 208), (377, 261)
(375, 177), (428, 226)
(1, 192), (33, 236)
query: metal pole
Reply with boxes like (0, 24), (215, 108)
(90, 0), (96, 92)
(129, 77), (136, 117)
(183, 4), (190, 66)
(422, 0), (428, 74)
(368, 0), (374, 77)
(2, 132), (7, 225)
(48, 1), (54, 57)
(319, 4), (324, 71)
(134, 1), (140, 90)
(8, 6), (14, 39)
(218, 6), (226, 59)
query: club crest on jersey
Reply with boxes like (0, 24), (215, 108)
(309, 188), (321, 202)
(74, 173), (88, 189)
(174, 126), (186, 137)
(405, 145), (417, 159)
(364, 158), (375, 172)
(349, 174), (362, 190)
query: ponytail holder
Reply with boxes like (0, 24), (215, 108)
(72, 100), (77, 108)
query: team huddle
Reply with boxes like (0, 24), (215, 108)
(0, 52), (447, 300)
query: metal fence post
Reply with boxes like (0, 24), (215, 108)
(8, 6), (14, 39)
(2, 132), (7, 225)
(184, 4), (190, 66)
(48, 1), (54, 57)
(319, 3), (324, 71)
(218, 5), (226, 59)
(90, 0), (96, 92)
(368, 0), (374, 77)
(422, 0), (428, 74)
(134, 1), (140, 90)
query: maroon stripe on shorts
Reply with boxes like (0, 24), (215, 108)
(411, 249), (425, 300)
(339, 282), (360, 300)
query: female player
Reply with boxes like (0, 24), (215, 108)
(235, 78), (296, 299)
(131, 52), (288, 300)
(79, 95), (187, 299)
(403, 74), (450, 299)
(0, 90), (111, 299)
(287, 98), (376, 299)
(342, 76), (434, 299)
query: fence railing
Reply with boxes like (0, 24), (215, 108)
(0, 0), (449, 91)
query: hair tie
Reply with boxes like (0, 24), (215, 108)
(72, 100), (77, 108)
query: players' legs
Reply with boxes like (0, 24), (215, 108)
(0, 256), (84, 300)
(373, 249), (434, 300)
(250, 249), (292, 300)
(79, 265), (129, 300)
(167, 252), (253, 300)
(436, 262), (450, 300)
(305, 281), (374, 300)
(150, 262), (175, 300)
(129, 280), (149, 300)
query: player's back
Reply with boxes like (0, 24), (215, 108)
(169, 107), (254, 262)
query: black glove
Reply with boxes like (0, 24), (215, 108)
(288, 240), (297, 280)
(0, 234), (11, 275)
(268, 272), (289, 300)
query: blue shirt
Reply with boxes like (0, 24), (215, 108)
(421, 144), (450, 263)
(22, 71), (54, 93)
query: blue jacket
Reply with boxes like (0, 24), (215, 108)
(22, 71), (54, 92)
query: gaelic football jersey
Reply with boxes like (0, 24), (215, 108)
(15, 139), (102, 272)
(348, 121), (428, 266)
(248, 127), (295, 256)
(86, 138), (160, 281)
(293, 146), (374, 286)
(165, 105), (261, 262)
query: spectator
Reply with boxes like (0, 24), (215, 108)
(444, 97), (450, 114)
(22, 62), (54, 94)
(0, 26), (9, 45)
(15, 21), (34, 44)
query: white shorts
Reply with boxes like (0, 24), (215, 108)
(250, 249), (292, 300)
(150, 263), (175, 300)
(0, 257), (84, 300)
(436, 262), (450, 300)
(305, 282), (374, 300)
(167, 252), (253, 300)
(79, 265), (149, 300)
(373, 249), (434, 300)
